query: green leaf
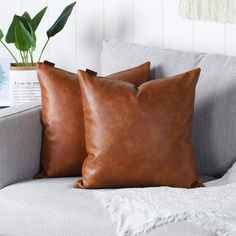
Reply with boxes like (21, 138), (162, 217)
(6, 15), (18, 43)
(6, 15), (32, 43)
(14, 19), (35, 51)
(21, 13), (36, 50)
(0, 29), (4, 40)
(46, 2), (76, 38)
(30, 26), (36, 51)
(22, 12), (32, 23)
(19, 15), (32, 32)
(22, 11), (32, 22)
(31, 7), (47, 32)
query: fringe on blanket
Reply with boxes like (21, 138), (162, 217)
(178, 0), (236, 24)
(95, 191), (234, 236)
(130, 212), (233, 236)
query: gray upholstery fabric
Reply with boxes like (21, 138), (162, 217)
(0, 102), (42, 189)
(198, 175), (216, 183)
(0, 42), (233, 235)
(0, 178), (216, 236)
(101, 39), (236, 177)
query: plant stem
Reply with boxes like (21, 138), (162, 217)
(20, 51), (25, 65)
(26, 51), (29, 65)
(29, 50), (34, 65)
(23, 51), (26, 65)
(0, 40), (19, 64)
(24, 52), (26, 65)
(38, 38), (50, 63)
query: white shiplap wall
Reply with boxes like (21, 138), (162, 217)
(0, 0), (235, 73)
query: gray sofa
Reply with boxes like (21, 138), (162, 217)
(0, 40), (235, 236)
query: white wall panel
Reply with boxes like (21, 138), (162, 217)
(194, 22), (225, 54)
(77, 0), (103, 73)
(1, 0), (236, 72)
(104, 0), (133, 42)
(133, 0), (162, 48)
(163, 0), (194, 51)
(225, 25), (236, 56)
(47, 0), (77, 71)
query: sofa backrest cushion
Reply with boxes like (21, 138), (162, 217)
(101, 39), (236, 177)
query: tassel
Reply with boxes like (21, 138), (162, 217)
(179, 0), (236, 24)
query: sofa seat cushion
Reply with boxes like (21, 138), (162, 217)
(0, 178), (216, 236)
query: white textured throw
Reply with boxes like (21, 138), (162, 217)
(94, 162), (236, 236)
(179, 0), (236, 24)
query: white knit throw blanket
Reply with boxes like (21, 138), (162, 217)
(178, 0), (236, 24)
(93, 162), (236, 236)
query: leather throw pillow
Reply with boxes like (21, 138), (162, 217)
(34, 62), (151, 178)
(75, 68), (201, 189)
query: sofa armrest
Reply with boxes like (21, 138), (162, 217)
(0, 102), (42, 189)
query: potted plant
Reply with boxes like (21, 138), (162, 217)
(0, 2), (76, 106)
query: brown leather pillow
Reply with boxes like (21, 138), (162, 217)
(75, 68), (201, 189)
(34, 62), (151, 178)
